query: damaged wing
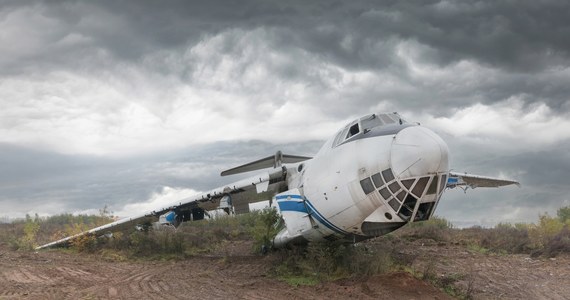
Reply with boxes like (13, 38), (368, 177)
(36, 167), (287, 250)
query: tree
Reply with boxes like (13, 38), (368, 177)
(99, 204), (113, 218)
(557, 206), (570, 223)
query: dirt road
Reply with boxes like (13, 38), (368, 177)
(1, 239), (568, 299)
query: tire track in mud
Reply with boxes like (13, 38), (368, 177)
(69, 262), (198, 299)
(3, 267), (53, 284)
(0, 265), (66, 300)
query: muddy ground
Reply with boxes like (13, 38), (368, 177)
(0, 240), (568, 300)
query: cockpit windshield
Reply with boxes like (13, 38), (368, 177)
(332, 112), (407, 148)
(361, 113), (405, 131)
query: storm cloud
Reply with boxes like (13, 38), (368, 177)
(1, 0), (568, 225)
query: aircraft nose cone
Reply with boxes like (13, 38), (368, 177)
(390, 126), (449, 178)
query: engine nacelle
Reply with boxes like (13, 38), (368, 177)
(158, 210), (177, 226)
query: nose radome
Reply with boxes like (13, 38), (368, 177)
(390, 126), (449, 179)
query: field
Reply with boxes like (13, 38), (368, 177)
(1, 210), (569, 299)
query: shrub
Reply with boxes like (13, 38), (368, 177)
(528, 214), (565, 249)
(126, 230), (186, 257)
(543, 226), (570, 257)
(19, 219), (40, 250)
(70, 234), (98, 253)
(274, 238), (398, 285)
(399, 216), (453, 242)
(248, 208), (281, 252)
(479, 223), (532, 254)
(557, 206), (570, 223)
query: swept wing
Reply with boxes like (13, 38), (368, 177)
(36, 167), (287, 250)
(447, 171), (520, 190)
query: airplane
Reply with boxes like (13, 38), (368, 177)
(37, 112), (519, 250)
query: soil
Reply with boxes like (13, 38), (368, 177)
(401, 239), (570, 300)
(1, 239), (568, 299)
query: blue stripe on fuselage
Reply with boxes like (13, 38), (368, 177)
(276, 195), (348, 235)
(277, 199), (308, 213)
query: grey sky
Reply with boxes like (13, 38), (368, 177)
(1, 0), (569, 226)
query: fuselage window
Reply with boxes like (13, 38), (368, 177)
(381, 169), (395, 183)
(396, 191), (406, 202)
(360, 177), (375, 195)
(388, 198), (400, 211)
(411, 177), (430, 198)
(388, 181), (401, 194)
(379, 187), (391, 200)
(401, 179), (415, 190)
(371, 173), (383, 188)
(426, 177), (439, 195)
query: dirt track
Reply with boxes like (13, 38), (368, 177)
(1, 240), (568, 299)
(0, 241), (448, 300)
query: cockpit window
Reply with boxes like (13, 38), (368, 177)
(380, 114), (395, 124)
(332, 121), (359, 147)
(361, 113), (406, 132)
(360, 114), (383, 131)
(346, 123), (360, 138)
(332, 112), (407, 148)
(332, 126), (350, 147)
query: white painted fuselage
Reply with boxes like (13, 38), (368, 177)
(273, 113), (449, 246)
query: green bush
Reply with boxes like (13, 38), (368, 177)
(399, 216), (453, 242)
(248, 208), (281, 252)
(274, 238), (398, 285)
(542, 226), (570, 258)
(557, 206), (570, 223)
(479, 223), (532, 254)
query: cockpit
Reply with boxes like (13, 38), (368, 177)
(331, 112), (408, 148)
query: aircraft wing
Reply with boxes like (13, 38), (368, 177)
(447, 171), (520, 190)
(36, 167), (287, 250)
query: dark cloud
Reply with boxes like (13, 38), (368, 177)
(0, 0), (568, 224)
(0, 0), (570, 113)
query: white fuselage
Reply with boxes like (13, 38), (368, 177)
(273, 114), (449, 247)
